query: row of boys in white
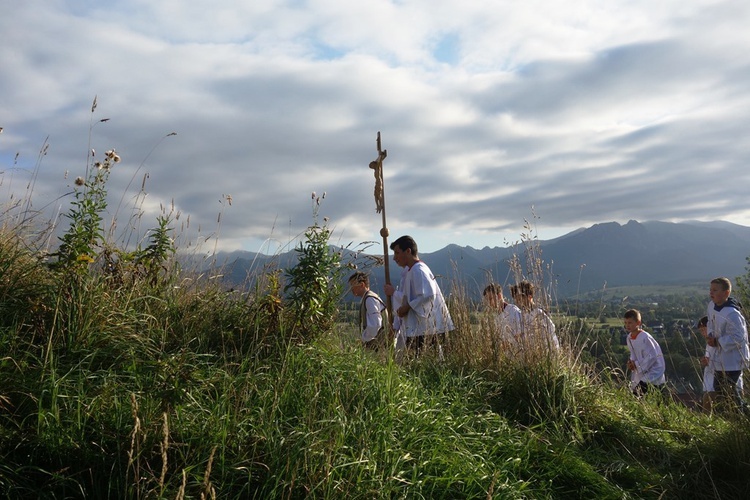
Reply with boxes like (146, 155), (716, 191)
(627, 292), (750, 394)
(367, 272), (750, 396)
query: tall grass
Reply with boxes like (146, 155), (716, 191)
(4, 219), (750, 497)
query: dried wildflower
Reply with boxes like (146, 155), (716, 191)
(323, 217), (329, 222)
(77, 254), (94, 263)
(311, 192), (316, 199)
(94, 162), (102, 170)
(113, 154), (121, 163)
(105, 149), (115, 159)
(225, 194), (232, 206)
(75, 176), (85, 186)
(91, 149), (96, 156)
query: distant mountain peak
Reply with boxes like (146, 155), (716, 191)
(209, 220), (750, 298)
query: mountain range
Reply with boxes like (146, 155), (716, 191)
(210, 220), (750, 299)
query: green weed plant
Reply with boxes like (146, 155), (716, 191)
(284, 193), (344, 342)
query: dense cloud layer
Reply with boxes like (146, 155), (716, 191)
(2, 0), (750, 254)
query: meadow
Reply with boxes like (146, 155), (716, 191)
(2, 111), (750, 498)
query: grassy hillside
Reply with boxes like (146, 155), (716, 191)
(2, 230), (750, 499)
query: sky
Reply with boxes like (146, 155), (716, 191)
(2, 0), (750, 257)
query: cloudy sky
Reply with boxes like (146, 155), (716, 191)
(2, 0), (750, 256)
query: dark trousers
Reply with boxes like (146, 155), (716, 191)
(714, 370), (744, 409)
(405, 333), (446, 357)
(633, 381), (668, 400)
(363, 338), (380, 351)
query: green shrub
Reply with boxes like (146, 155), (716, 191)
(284, 194), (343, 342)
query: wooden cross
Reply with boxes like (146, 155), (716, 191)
(369, 132), (394, 337)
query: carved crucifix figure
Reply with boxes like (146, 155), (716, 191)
(368, 132), (393, 338)
(369, 132), (387, 213)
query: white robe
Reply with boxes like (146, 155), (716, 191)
(627, 330), (666, 390)
(494, 303), (523, 343)
(395, 261), (454, 339)
(706, 300), (750, 372)
(703, 344), (716, 392)
(518, 307), (560, 351)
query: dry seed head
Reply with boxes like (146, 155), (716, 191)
(74, 176), (85, 186)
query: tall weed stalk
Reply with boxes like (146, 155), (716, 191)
(284, 193), (344, 342)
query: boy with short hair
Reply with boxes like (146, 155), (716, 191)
(348, 272), (386, 350)
(706, 277), (750, 409)
(624, 309), (666, 397)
